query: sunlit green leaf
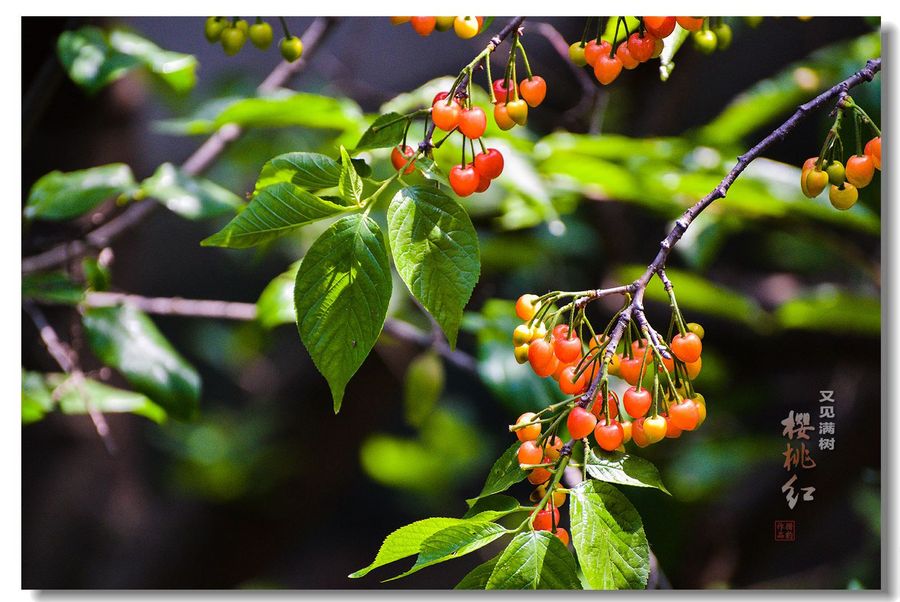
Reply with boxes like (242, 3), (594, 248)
(388, 186), (480, 348)
(355, 112), (407, 151)
(338, 146), (363, 205)
(256, 262), (300, 329)
(454, 554), (500, 589)
(486, 531), (581, 589)
(775, 290), (880, 335)
(387, 522), (508, 581)
(22, 271), (84, 305)
(45, 373), (166, 423)
(254, 152), (343, 192)
(466, 441), (526, 507)
(56, 26), (140, 94)
(142, 162), (242, 220)
(201, 183), (350, 248)
(25, 164), (136, 221)
(82, 303), (200, 420)
(463, 494), (521, 521)
(570, 480), (649, 589)
(108, 29), (197, 93)
(294, 214), (392, 412)
(585, 447), (670, 494)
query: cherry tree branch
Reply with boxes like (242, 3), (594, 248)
(80, 292), (477, 373)
(577, 57), (881, 406)
(21, 17), (340, 275)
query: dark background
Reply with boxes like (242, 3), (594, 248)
(22, 16), (881, 589)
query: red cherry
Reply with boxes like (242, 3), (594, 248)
(618, 357), (644, 386)
(594, 419), (625, 451)
(558, 365), (589, 395)
(390, 145), (416, 174)
(410, 16), (436, 36)
(583, 39), (608, 66)
(449, 164), (478, 197)
(474, 148), (504, 179)
(627, 32), (655, 62)
(664, 414), (683, 438)
(553, 334), (582, 363)
(643, 16), (676, 38)
(670, 333), (702, 363)
(519, 76), (547, 107)
(594, 53), (623, 85)
(616, 43), (640, 69)
(432, 98), (461, 131)
(668, 399), (700, 431)
(623, 386), (652, 418)
(528, 339), (555, 373)
(590, 391), (619, 420)
(459, 106), (487, 139)
(492, 78), (516, 103)
(533, 506), (561, 531)
(567, 406), (597, 439)
(475, 174), (491, 193)
(432, 91), (450, 105)
(518, 441), (544, 466)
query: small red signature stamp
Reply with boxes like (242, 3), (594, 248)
(774, 520), (796, 541)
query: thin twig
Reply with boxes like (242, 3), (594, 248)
(22, 17), (340, 275)
(23, 302), (116, 453)
(577, 57), (882, 407)
(79, 291), (479, 373)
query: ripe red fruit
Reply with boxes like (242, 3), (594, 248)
(664, 415), (682, 438)
(518, 440), (544, 466)
(623, 386), (652, 418)
(492, 79), (516, 103)
(449, 164), (479, 197)
(527, 458), (552, 485)
(583, 39), (607, 66)
(591, 391), (619, 420)
(676, 16), (705, 31)
(432, 98), (461, 131)
(515, 294), (540, 321)
(865, 136), (881, 170)
(475, 174), (491, 193)
(515, 412), (541, 442)
(533, 506), (561, 531)
(671, 333), (702, 363)
(594, 54), (623, 85)
(390, 145), (416, 174)
(631, 418), (649, 447)
(594, 418), (625, 451)
(544, 436), (564, 460)
(519, 76), (547, 107)
(845, 154), (875, 188)
(432, 91), (450, 105)
(567, 406), (597, 439)
(410, 16), (436, 36)
(627, 32), (655, 62)
(618, 357), (644, 386)
(459, 106), (487, 139)
(554, 528), (570, 546)
(558, 365), (589, 395)
(552, 324), (571, 339)
(616, 43), (640, 69)
(474, 148), (504, 179)
(493, 103), (516, 130)
(528, 339), (554, 372)
(643, 16), (676, 38)
(553, 334), (582, 363)
(669, 399), (701, 431)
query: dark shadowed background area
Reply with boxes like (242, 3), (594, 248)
(22, 16), (881, 589)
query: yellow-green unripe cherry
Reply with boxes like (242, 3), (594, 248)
(205, 17), (227, 42)
(221, 26), (247, 55)
(249, 20), (274, 49)
(280, 36), (304, 62)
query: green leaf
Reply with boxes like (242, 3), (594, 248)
(403, 351), (444, 427)
(388, 186), (480, 348)
(107, 29), (197, 94)
(256, 262), (300, 329)
(294, 214), (392, 412)
(585, 447), (670, 494)
(775, 291), (880, 336)
(82, 304), (200, 420)
(486, 531), (581, 589)
(454, 555), (500, 589)
(82, 257), (111, 291)
(23, 371), (166, 424)
(254, 152), (343, 192)
(569, 480), (649, 590)
(463, 494), (521, 520)
(56, 26), (140, 94)
(355, 112), (407, 151)
(22, 371), (54, 424)
(25, 164), (136, 221)
(22, 271), (84, 305)
(338, 146), (363, 205)
(141, 163), (242, 220)
(44, 373), (167, 424)
(159, 92), (362, 135)
(201, 183), (349, 248)
(349, 517), (471, 578)
(387, 522), (508, 581)
(466, 441), (527, 506)
(56, 26), (197, 94)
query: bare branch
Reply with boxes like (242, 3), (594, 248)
(22, 17), (340, 275)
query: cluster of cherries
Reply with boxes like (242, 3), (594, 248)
(204, 17), (303, 61)
(490, 75), (547, 130)
(801, 136), (881, 210)
(511, 292), (708, 467)
(390, 16), (484, 39)
(568, 16), (709, 85)
(513, 417), (570, 545)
